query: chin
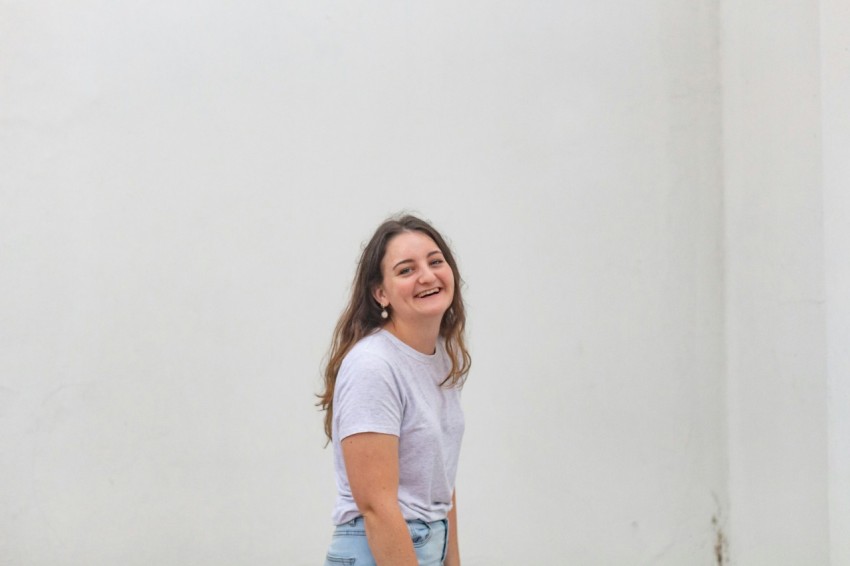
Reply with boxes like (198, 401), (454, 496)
(416, 306), (450, 320)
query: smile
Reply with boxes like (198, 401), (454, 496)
(415, 288), (441, 298)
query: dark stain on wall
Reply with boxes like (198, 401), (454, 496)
(712, 514), (728, 565)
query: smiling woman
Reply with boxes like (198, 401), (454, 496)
(373, 232), (456, 352)
(316, 214), (471, 566)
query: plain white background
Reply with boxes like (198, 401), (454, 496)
(1, 2), (847, 564)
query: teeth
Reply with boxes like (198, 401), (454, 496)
(417, 288), (439, 298)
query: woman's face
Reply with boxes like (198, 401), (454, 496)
(373, 231), (455, 327)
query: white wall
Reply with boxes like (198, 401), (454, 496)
(4, 1), (844, 564)
(721, 0), (848, 564)
(821, 1), (850, 564)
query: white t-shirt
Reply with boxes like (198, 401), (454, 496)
(331, 329), (465, 525)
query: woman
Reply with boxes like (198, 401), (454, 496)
(318, 214), (470, 566)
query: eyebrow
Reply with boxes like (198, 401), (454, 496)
(392, 250), (443, 270)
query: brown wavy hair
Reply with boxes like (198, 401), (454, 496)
(317, 214), (471, 441)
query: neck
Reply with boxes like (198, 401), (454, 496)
(384, 318), (441, 355)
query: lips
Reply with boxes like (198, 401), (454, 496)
(415, 288), (441, 298)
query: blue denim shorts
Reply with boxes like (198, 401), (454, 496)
(324, 516), (448, 565)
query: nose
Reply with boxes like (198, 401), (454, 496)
(418, 264), (437, 283)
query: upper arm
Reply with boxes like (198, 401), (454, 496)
(342, 432), (400, 515)
(335, 355), (403, 440)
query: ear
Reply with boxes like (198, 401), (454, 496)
(372, 285), (387, 307)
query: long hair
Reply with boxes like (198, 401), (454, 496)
(317, 214), (471, 441)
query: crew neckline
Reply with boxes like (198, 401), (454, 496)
(378, 328), (441, 363)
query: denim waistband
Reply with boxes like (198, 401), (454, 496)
(337, 516), (447, 528)
(327, 516), (449, 565)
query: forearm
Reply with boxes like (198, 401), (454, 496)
(362, 504), (418, 566)
(445, 492), (460, 566)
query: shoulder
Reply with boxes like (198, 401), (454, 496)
(338, 332), (400, 383)
(334, 333), (406, 414)
(343, 331), (401, 365)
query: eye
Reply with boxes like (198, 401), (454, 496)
(430, 258), (444, 266)
(398, 267), (412, 275)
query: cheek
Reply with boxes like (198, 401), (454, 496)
(445, 277), (456, 298)
(446, 271), (456, 290)
(391, 281), (415, 298)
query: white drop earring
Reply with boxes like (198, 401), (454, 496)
(381, 303), (389, 319)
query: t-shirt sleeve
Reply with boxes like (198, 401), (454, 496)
(334, 352), (403, 440)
